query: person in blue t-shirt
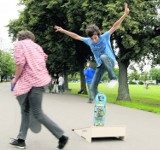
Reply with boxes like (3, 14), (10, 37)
(54, 3), (129, 99)
(83, 62), (95, 103)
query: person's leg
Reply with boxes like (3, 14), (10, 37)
(100, 55), (118, 88)
(59, 85), (63, 93)
(56, 84), (59, 93)
(28, 87), (64, 139)
(87, 83), (94, 102)
(29, 86), (68, 149)
(48, 81), (52, 93)
(100, 55), (117, 80)
(16, 94), (30, 140)
(90, 65), (106, 99)
(10, 93), (29, 148)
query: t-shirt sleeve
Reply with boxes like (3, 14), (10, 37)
(83, 69), (88, 76)
(102, 31), (110, 40)
(14, 42), (26, 66)
(82, 37), (90, 45)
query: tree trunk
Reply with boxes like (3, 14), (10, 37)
(79, 66), (87, 94)
(1, 75), (4, 82)
(117, 60), (131, 101)
(63, 70), (69, 90)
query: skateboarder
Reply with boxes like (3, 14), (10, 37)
(10, 30), (68, 149)
(54, 3), (129, 99)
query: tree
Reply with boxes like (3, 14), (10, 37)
(72, 0), (160, 100)
(139, 72), (148, 82)
(129, 71), (140, 81)
(8, 0), (93, 93)
(0, 50), (15, 82)
(101, 0), (160, 100)
(150, 68), (160, 84)
(8, 0), (160, 101)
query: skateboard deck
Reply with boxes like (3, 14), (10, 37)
(94, 93), (107, 126)
(29, 111), (41, 133)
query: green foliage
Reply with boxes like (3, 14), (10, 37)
(129, 71), (140, 81)
(7, 0), (160, 100)
(0, 51), (15, 78)
(7, 0), (160, 70)
(150, 68), (160, 81)
(139, 72), (149, 81)
(138, 81), (144, 85)
(68, 73), (80, 82)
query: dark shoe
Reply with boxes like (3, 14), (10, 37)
(88, 99), (94, 103)
(10, 138), (26, 149)
(57, 135), (69, 149)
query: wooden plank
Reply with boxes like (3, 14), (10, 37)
(73, 125), (126, 143)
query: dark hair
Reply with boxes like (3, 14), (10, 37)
(17, 30), (35, 41)
(85, 24), (101, 37)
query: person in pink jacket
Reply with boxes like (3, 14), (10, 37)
(10, 30), (68, 149)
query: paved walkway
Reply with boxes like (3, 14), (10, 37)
(0, 83), (160, 150)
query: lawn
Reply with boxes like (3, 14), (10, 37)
(69, 82), (160, 114)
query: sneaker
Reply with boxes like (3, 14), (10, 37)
(88, 99), (94, 103)
(9, 138), (26, 149)
(107, 80), (118, 88)
(57, 135), (69, 149)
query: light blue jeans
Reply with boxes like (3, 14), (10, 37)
(16, 86), (64, 140)
(90, 55), (117, 99)
(87, 83), (94, 101)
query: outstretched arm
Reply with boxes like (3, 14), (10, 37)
(108, 3), (129, 34)
(54, 26), (82, 41)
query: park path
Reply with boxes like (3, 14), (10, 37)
(0, 83), (160, 150)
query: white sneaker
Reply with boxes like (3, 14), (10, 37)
(107, 80), (118, 88)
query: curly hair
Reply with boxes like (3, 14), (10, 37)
(17, 30), (35, 41)
(85, 24), (101, 37)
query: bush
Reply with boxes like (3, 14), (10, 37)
(128, 81), (137, 84)
(138, 81), (144, 85)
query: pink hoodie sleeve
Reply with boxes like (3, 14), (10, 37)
(14, 42), (26, 66)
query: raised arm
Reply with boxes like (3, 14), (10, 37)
(108, 3), (129, 34)
(54, 26), (82, 41)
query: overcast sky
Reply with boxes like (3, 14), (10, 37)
(0, 0), (22, 49)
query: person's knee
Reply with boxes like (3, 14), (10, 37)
(32, 111), (43, 121)
(100, 55), (107, 61)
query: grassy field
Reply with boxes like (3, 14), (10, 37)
(69, 82), (160, 114)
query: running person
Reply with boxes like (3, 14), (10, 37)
(10, 30), (68, 149)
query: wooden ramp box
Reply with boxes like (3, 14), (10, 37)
(73, 126), (126, 143)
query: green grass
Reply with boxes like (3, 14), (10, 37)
(69, 83), (160, 114)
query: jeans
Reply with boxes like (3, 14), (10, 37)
(90, 55), (117, 98)
(58, 85), (63, 93)
(87, 83), (94, 101)
(16, 86), (64, 140)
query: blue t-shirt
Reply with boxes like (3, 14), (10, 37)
(83, 67), (95, 84)
(82, 32), (116, 67)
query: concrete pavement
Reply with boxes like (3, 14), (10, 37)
(0, 83), (160, 150)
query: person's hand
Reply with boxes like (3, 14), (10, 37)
(124, 3), (129, 16)
(54, 25), (63, 32)
(11, 78), (17, 87)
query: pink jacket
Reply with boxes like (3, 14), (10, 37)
(13, 39), (51, 96)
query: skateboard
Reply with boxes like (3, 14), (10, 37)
(94, 93), (107, 126)
(29, 111), (41, 133)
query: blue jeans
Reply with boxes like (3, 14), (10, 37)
(90, 55), (117, 98)
(87, 83), (94, 101)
